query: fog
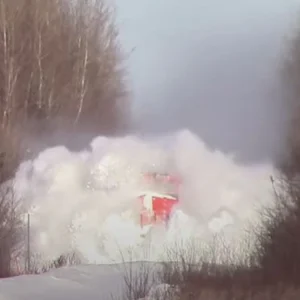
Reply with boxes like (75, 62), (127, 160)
(115, 0), (300, 163)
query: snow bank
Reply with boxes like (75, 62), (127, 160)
(0, 264), (126, 300)
(0, 263), (173, 300)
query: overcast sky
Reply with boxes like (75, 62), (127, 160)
(114, 0), (300, 163)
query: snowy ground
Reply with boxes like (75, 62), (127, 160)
(0, 264), (125, 300)
(0, 263), (162, 300)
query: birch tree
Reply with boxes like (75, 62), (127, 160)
(0, 0), (129, 181)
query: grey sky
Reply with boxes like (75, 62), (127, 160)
(114, 0), (300, 163)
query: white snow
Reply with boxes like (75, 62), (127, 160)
(0, 264), (127, 300)
(0, 262), (177, 300)
(11, 130), (276, 271)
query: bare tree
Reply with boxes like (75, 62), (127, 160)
(0, 0), (129, 276)
(246, 16), (300, 285)
(0, 183), (22, 277)
(280, 21), (300, 177)
(0, 0), (129, 181)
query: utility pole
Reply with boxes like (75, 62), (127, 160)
(27, 213), (31, 274)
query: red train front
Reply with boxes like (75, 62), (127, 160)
(138, 172), (181, 228)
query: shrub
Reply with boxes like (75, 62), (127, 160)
(0, 183), (22, 277)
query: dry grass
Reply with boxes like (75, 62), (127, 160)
(117, 241), (300, 299)
(114, 247), (158, 300)
(28, 252), (83, 275)
(176, 286), (300, 300)
(250, 175), (300, 285)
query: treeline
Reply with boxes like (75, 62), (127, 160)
(0, 0), (129, 182)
